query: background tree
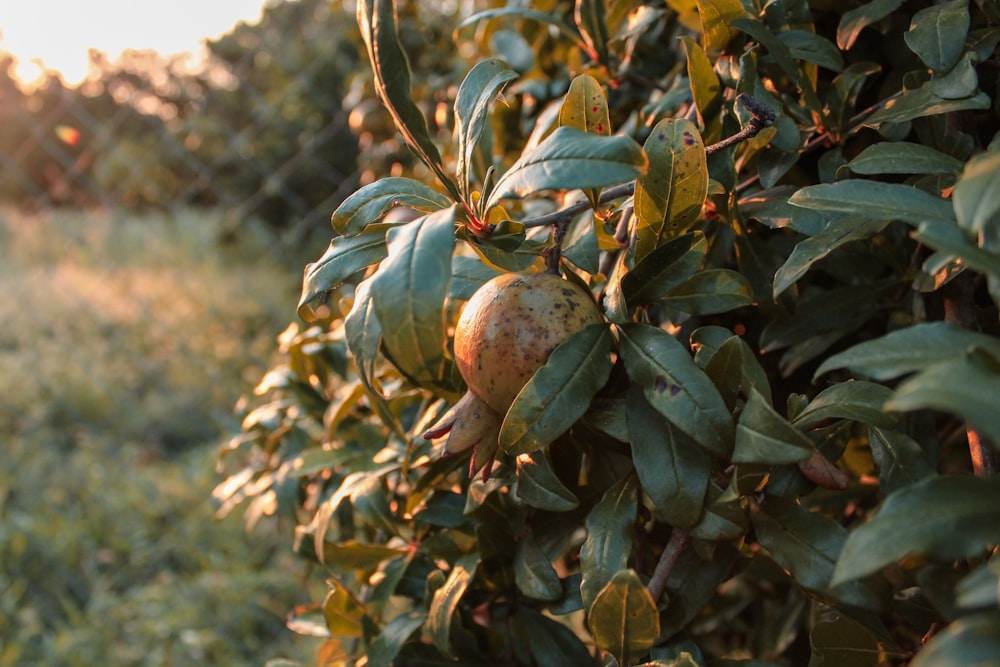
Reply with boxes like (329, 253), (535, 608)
(219, 1), (1000, 665)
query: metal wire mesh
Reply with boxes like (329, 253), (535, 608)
(0, 0), (365, 247)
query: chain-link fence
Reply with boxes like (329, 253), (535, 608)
(0, 0), (383, 252)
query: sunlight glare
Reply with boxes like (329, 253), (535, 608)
(0, 0), (267, 86)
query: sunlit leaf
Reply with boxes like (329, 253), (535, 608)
(633, 119), (708, 262)
(589, 569), (660, 667)
(695, 0), (746, 54)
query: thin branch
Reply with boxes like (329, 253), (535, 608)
(519, 94), (776, 232)
(647, 527), (690, 604)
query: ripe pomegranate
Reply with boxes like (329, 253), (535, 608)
(423, 271), (603, 478)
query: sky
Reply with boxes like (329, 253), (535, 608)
(0, 0), (268, 86)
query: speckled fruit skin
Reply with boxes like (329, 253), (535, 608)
(454, 271), (603, 415)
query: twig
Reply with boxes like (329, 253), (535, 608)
(647, 527), (690, 604)
(520, 94), (775, 232)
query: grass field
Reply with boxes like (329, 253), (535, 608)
(0, 208), (322, 665)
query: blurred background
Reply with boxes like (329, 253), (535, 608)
(0, 0), (461, 663)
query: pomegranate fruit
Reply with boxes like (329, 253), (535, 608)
(423, 271), (603, 478)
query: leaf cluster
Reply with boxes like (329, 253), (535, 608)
(218, 1), (1000, 665)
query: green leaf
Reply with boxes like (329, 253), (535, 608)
(911, 613), (1000, 667)
(366, 610), (427, 667)
(622, 231), (707, 307)
(788, 180), (956, 227)
(427, 552), (479, 657)
(500, 323), (613, 455)
(832, 475), (1000, 585)
(298, 225), (391, 321)
(559, 74), (612, 208)
(512, 607), (597, 667)
(915, 220), (1000, 280)
(696, 329), (773, 408)
(627, 386), (710, 529)
(955, 556), (1000, 610)
(695, 0), (746, 55)
(344, 279), (387, 395)
(847, 142), (964, 176)
(316, 541), (410, 571)
(660, 544), (741, 637)
(791, 381), (896, 429)
(773, 218), (890, 297)
(370, 207), (456, 387)
(681, 37), (722, 124)
(808, 615), (883, 667)
(589, 569), (659, 667)
(863, 83), (990, 126)
(454, 59), (518, 201)
(486, 127), (647, 209)
(778, 30), (844, 73)
(618, 323), (734, 458)
(515, 450), (580, 511)
(514, 535), (563, 601)
(953, 148), (1000, 245)
(449, 254), (501, 301)
(815, 322), (1000, 381)
(837, 0), (905, 50)
(559, 73), (611, 136)
(903, 0), (970, 73)
(357, 0), (461, 201)
(755, 496), (885, 610)
(826, 62), (883, 135)
(332, 177), (452, 237)
(457, 8), (588, 51)
(733, 388), (814, 465)
(887, 352), (1000, 443)
(580, 474), (638, 610)
(661, 269), (753, 315)
(868, 426), (936, 493)
(321, 582), (365, 638)
(634, 118), (709, 262)
(575, 0), (609, 62)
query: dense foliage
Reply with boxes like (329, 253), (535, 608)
(219, 1), (1000, 665)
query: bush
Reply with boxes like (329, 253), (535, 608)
(220, 1), (1000, 665)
